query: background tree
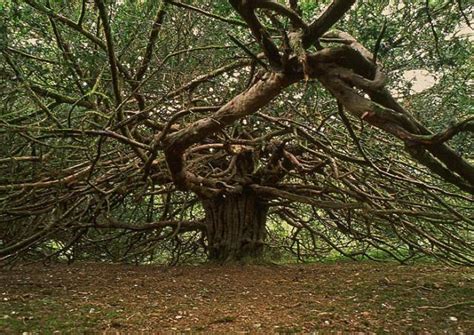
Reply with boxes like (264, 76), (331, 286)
(0, 0), (472, 264)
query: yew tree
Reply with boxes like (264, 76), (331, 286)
(0, 0), (472, 264)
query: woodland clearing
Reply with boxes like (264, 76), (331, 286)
(0, 262), (472, 333)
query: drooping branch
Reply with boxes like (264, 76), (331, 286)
(95, 0), (147, 162)
(29, 85), (95, 109)
(134, 2), (168, 82)
(401, 117), (474, 145)
(316, 66), (474, 193)
(94, 0), (121, 107)
(229, 0), (282, 69)
(305, 32), (474, 193)
(24, 0), (105, 48)
(251, 184), (363, 209)
(83, 219), (206, 233)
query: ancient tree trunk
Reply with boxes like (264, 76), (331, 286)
(202, 190), (268, 262)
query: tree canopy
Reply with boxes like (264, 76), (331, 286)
(0, 0), (472, 265)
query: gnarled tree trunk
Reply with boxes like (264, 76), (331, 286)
(202, 189), (268, 262)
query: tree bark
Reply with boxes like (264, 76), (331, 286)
(202, 189), (268, 262)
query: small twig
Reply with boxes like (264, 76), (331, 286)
(77, 0), (87, 26)
(227, 33), (268, 70)
(372, 18), (387, 64)
(418, 301), (474, 310)
(164, 0), (247, 27)
(425, 0), (441, 60)
(456, 0), (472, 28)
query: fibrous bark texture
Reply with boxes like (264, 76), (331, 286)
(203, 190), (268, 262)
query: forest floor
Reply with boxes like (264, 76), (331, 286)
(0, 261), (472, 334)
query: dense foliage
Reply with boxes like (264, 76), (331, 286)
(0, 0), (472, 265)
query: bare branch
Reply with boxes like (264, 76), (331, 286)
(303, 0), (356, 48)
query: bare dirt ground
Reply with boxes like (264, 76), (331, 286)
(0, 261), (472, 333)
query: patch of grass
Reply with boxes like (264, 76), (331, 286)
(0, 299), (107, 333)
